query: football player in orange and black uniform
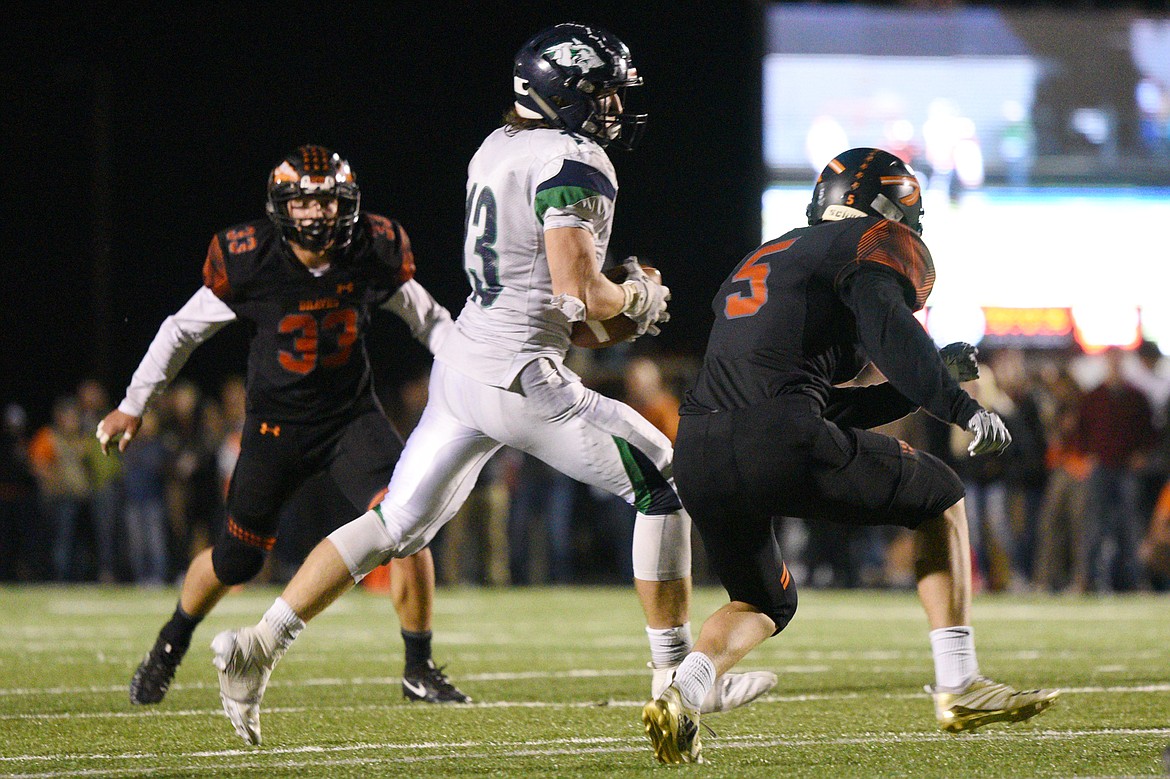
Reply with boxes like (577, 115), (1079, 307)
(641, 148), (1058, 764)
(99, 145), (470, 707)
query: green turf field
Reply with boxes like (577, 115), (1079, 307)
(1, 585), (1167, 777)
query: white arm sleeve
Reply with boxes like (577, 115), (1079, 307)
(118, 286), (236, 417)
(379, 278), (455, 355)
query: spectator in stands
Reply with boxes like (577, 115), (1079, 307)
(990, 350), (1049, 587)
(950, 364), (1020, 591)
(28, 396), (91, 581)
(160, 382), (224, 575)
(78, 379), (125, 583)
(121, 410), (170, 585)
(508, 453), (578, 584)
(1032, 361), (1091, 592)
(1139, 479), (1170, 591)
(0, 404), (38, 581)
(1123, 340), (1170, 532)
(1073, 347), (1157, 592)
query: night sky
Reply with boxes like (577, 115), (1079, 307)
(7, 2), (764, 426)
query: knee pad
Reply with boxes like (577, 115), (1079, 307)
(327, 508), (399, 580)
(211, 532), (268, 586)
(632, 509), (691, 581)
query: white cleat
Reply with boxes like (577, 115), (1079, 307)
(651, 662), (778, 715)
(211, 627), (276, 746)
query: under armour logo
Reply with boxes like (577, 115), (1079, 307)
(336, 282), (354, 295)
(259, 422), (281, 437)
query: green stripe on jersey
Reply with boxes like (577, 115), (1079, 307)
(613, 436), (652, 513)
(534, 185), (602, 224)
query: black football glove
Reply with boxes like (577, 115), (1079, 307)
(940, 342), (979, 383)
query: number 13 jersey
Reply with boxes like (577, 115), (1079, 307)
(438, 126), (619, 388)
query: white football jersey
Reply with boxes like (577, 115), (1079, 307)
(437, 126), (618, 387)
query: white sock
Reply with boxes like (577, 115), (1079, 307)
(263, 597), (306, 657)
(674, 652), (716, 710)
(646, 623), (692, 668)
(929, 626), (978, 691)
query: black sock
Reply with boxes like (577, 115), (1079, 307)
(402, 629), (433, 671)
(158, 603), (202, 656)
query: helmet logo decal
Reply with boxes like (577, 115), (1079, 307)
(880, 175), (921, 206)
(542, 39), (604, 72)
(272, 161), (300, 184)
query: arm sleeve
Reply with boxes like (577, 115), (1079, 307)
(838, 264), (981, 427)
(824, 383), (919, 430)
(118, 287), (236, 417)
(379, 278), (455, 354)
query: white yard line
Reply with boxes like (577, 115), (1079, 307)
(2, 681), (1168, 723)
(0, 666), (832, 698)
(3, 727), (1170, 777)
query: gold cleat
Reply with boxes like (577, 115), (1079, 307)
(642, 685), (704, 764)
(930, 676), (1060, 734)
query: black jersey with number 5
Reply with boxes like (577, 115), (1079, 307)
(201, 212), (415, 423)
(683, 215), (979, 428)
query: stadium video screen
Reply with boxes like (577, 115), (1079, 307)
(762, 5), (1170, 352)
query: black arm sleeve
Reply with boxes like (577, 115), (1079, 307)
(825, 383), (919, 430)
(838, 264), (981, 427)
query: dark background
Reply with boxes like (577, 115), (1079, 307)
(6, 0), (1168, 427)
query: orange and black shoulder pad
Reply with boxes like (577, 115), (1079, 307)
(855, 220), (935, 311)
(201, 234), (233, 301)
(366, 213), (416, 284)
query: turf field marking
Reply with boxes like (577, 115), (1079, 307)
(1, 673), (1166, 702)
(0, 666), (819, 698)
(3, 727), (1170, 777)
(2, 682), (1168, 723)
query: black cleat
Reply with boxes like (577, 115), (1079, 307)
(402, 659), (471, 703)
(129, 636), (186, 705)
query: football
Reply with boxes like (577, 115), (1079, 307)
(570, 264), (662, 349)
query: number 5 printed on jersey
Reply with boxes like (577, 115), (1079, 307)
(724, 238), (796, 319)
(464, 183), (502, 307)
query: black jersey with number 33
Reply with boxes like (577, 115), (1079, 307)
(202, 212), (415, 424)
(683, 215), (980, 428)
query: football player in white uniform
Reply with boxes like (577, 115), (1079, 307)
(209, 23), (776, 746)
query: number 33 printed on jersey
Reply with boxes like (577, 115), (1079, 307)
(277, 309), (358, 374)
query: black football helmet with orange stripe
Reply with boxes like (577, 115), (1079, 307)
(266, 144), (361, 251)
(807, 147), (924, 234)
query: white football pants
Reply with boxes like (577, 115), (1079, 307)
(329, 357), (690, 581)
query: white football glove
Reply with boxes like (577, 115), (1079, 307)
(620, 257), (670, 337)
(966, 408), (1012, 456)
(939, 342), (979, 383)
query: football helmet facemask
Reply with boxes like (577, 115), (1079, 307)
(512, 22), (647, 150)
(266, 144), (361, 251)
(806, 147), (924, 234)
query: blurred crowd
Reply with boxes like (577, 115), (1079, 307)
(4, 342), (1170, 594)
